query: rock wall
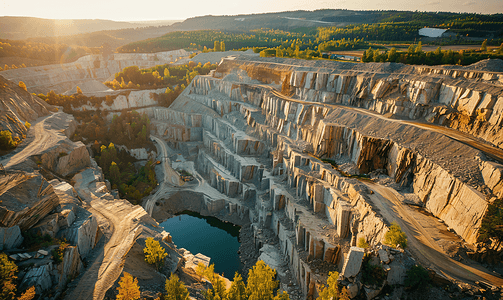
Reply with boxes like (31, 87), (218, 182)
(0, 173), (60, 230)
(0, 50), (189, 94)
(0, 74), (53, 139)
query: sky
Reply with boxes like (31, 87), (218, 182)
(1, 0), (502, 21)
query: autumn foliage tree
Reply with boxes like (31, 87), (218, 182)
(116, 272), (141, 300)
(143, 237), (168, 271)
(163, 273), (189, 300)
(18, 81), (27, 91)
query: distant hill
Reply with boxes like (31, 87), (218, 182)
(0, 16), (179, 40)
(167, 10), (503, 32)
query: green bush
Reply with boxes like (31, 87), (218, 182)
(405, 265), (431, 290)
(361, 255), (386, 286)
(384, 221), (407, 249)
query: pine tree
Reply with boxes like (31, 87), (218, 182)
(116, 272), (141, 300)
(18, 81), (27, 91)
(164, 273), (189, 300)
(143, 237), (168, 271)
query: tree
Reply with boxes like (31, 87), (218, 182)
(226, 272), (247, 300)
(214, 41), (220, 52)
(478, 198), (503, 250)
(220, 41), (225, 52)
(0, 253), (18, 300)
(164, 273), (189, 300)
(317, 271), (349, 300)
(76, 86), (83, 94)
(17, 286), (36, 300)
(164, 68), (170, 77)
(481, 39), (488, 52)
(246, 260), (279, 300)
(116, 272), (141, 300)
(109, 162), (121, 186)
(415, 41), (422, 53)
(384, 221), (407, 249)
(18, 81), (27, 91)
(143, 237), (168, 271)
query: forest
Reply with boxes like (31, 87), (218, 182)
(362, 42), (503, 65)
(0, 39), (96, 65)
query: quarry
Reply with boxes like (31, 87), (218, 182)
(1, 48), (503, 300)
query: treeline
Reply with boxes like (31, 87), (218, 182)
(37, 91), (120, 112)
(0, 39), (96, 64)
(105, 61), (217, 90)
(257, 37), (369, 59)
(117, 29), (309, 53)
(362, 42), (503, 65)
(104, 61), (217, 107)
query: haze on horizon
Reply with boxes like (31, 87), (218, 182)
(1, 0), (502, 22)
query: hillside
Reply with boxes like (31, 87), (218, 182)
(0, 16), (179, 40)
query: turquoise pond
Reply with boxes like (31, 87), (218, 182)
(159, 211), (242, 277)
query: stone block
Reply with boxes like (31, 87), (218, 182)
(387, 260), (407, 285)
(341, 247), (365, 279)
(378, 249), (390, 264)
(0, 226), (23, 250)
(337, 201), (352, 238)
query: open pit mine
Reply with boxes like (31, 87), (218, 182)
(1, 51), (503, 300)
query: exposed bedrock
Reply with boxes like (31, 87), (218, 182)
(181, 60), (503, 244)
(217, 56), (503, 150)
(0, 74), (53, 140)
(0, 50), (189, 94)
(0, 173), (60, 230)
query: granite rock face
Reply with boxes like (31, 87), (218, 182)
(0, 173), (60, 230)
(0, 225), (23, 250)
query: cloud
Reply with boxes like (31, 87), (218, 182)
(463, 0), (476, 5)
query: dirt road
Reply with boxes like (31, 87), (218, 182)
(1, 112), (71, 168)
(366, 183), (503, 287)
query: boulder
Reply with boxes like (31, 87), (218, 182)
(56, 246), (83, 290)
(387, 260), (407, 285)
(378, 248), (390, 264)
(20, 263), (54, 295)
(0, 226), (23, 250)
(341, 247), (365, 279)
(29, 213), (60, 238)
(0, 174), (60, 230)
(41, 141), (91, 177)
(62, 207), (98, 258)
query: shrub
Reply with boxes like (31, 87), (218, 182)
(18, 81), (27, 91)
(404, 265), (431, 290)
(361, 255), (386, 286)
(52, 240), (68, 264)
(317, 271), (350, 300)
(0, 130), (20, 150)
(358, 237), (369, 249)
(384, 221), (407, 249)
(24, 121), (31, 129)
(143, 237), (167, 271)
(0, 253), (18, 300)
